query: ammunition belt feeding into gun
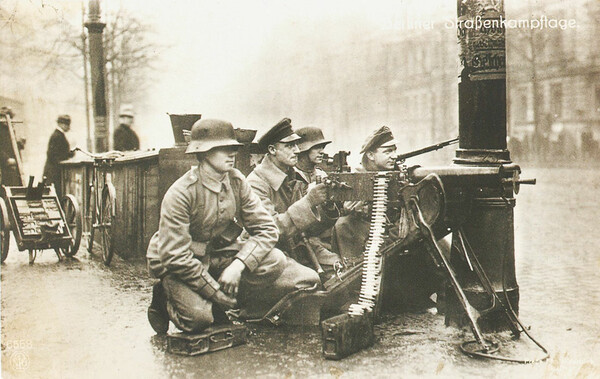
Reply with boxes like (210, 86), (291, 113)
(348, 173), (389, 316)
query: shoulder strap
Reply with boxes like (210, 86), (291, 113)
(230, 174), (242, 221)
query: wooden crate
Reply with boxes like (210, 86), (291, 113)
(158, 147), (197, 202)
(110, 150), (159, 259)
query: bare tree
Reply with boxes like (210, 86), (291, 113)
(0, 3), (75, 81)
(102, 7), (163, 131)
(29, 5), (164, 139)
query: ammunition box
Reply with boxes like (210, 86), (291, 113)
(167, 324), (248, 356)
(321, 312), (375, 360)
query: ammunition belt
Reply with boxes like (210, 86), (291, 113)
(348, 173), (389, 316)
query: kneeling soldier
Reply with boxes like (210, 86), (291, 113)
(146, 119), (319, 334)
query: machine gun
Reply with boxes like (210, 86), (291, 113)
(395, 137), (458, 166)
(318, 162), (536, 359)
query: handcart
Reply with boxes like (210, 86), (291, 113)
(0, 176), (82, 264)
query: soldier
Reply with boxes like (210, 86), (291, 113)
(113, 105), (140, 151)
(146, 119), (319, 334)
(247, 118), (339, 276)
(333, 126), (442, 311)
(295, 127), (331, 183)
(43, 115), (75, 198)
(294, 126), (341, 269)
(332, 126), (397, 260)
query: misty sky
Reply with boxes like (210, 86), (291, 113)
(112, 0), (453, 144)
(132, 0), (447, 109)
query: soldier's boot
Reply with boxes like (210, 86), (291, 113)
(148, 281), (169, 334)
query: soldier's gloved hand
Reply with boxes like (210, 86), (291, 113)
(218, 258), (245, 297)
(306, 183), (328, 206)
(211, 290), (238, 310)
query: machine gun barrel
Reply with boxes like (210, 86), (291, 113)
(396, 137), (458, 162)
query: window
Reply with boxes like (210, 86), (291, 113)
(515, 91), (528, 121)
(550, 83), (563, 118)
(595, 84), (600, 113)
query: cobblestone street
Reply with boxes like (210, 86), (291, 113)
(2, 167), (599, 378)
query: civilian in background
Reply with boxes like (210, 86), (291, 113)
(43, 115), (75, 198)
(114, 105), (140, 151)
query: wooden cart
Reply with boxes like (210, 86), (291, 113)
(0, 177), (82, 264)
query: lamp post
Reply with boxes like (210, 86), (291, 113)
(84, 0), (108, 152)
(446, 0), (519, 331)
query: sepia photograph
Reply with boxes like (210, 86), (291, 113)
(1, 0), (599, 377)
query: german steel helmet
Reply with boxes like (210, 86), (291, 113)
(185, 119), (243, 154)
(296, 126), (331, 153)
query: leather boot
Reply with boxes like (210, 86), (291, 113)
(147, 281), (169, 334)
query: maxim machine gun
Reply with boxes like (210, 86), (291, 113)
(318, 141), (536, 359)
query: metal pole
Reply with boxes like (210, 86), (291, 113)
(446, 0), (519, 332)
(81, 0), (92, 152)
(84, 0), (108, 152)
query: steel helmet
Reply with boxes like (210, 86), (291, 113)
(185, 119), (243, 154)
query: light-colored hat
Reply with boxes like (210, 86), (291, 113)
(119, 104), (135, 118)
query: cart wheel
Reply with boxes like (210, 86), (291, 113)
(88, 186), (96, 254)
(60, 194), (82, 257)
(1, 198), (10, 263)
(101, 185), (116, 266)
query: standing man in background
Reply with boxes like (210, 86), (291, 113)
(114, 105), (139, 151)
(43, 114), (75, 198)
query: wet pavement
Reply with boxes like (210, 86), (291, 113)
(2, 167), (600, 378)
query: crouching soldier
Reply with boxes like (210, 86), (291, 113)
(333, 126), (398, 260)
(247, 118), (340, 278)
(333, 126), (444, 311)
(294, 126), (340, 269)
(146, 119), (319, 334)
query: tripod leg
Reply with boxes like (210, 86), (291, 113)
(409, 198), (490, 351)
